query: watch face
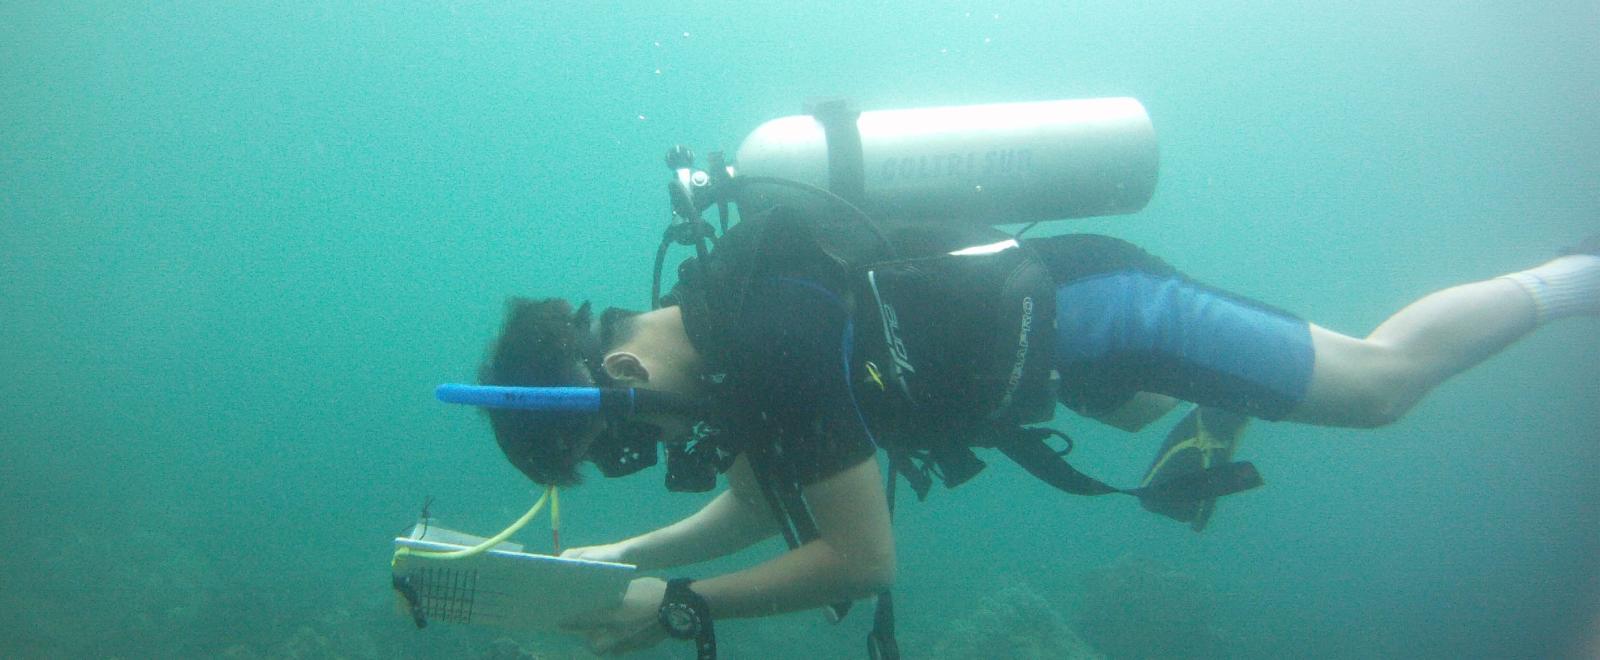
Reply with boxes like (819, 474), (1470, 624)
(664, 602), (699, 636)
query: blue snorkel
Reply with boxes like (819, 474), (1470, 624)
(439, 383), (718, 484)
(437, 384), (609, 410)
(435, 384), (701, 419)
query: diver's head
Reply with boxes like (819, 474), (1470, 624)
(478, 297), (703, 486)
(588, 304), (705, 408)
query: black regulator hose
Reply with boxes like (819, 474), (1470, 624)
(735, 175), (899, 260)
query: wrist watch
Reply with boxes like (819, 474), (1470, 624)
(658, 578), (716, 659)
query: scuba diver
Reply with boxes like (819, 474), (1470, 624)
(446, 100), (1600, 657)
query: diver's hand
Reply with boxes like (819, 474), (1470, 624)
(561, 576), (669, 656)
(559, 541), (631, 564)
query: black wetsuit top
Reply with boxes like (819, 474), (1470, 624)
(664, 209), (880, 484)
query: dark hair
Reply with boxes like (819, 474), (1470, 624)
(478, 298), (642, 486)
(596, 306), (644, 357)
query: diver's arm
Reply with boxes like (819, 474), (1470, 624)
(1090, 391), (1181, 432)
(564, 454), (894, 654)
(563, 454), (779, 570)
(689, 454), (895, 618)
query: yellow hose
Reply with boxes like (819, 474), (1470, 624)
(396, 486), (553, 560)
(551, 485), (562, 551)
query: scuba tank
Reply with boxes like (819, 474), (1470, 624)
(732, 98), (1158, 226)
(654, 97), (1159, 306)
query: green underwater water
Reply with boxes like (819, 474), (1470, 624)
(2, 2), (1596, 658)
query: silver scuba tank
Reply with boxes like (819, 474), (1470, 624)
(733, 98), (1158, 226)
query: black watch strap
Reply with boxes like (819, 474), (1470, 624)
(659, 577), (716, 660)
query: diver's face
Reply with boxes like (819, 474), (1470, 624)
(600, 305), (705, 398)
(643, 364), (708, 402)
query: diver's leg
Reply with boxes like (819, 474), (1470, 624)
(1053, 269), (1317, 422)
(1287, 253), (1600, 427)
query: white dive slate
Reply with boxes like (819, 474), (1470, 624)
(391, 523), (636, 629)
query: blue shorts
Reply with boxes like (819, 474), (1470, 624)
(1031, 236), (1314, 421)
